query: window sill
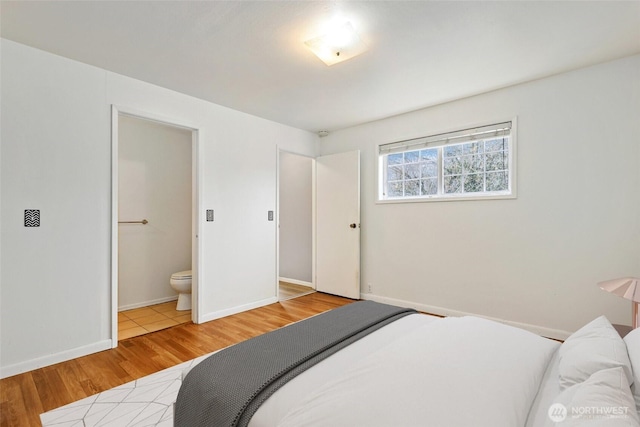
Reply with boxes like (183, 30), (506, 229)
(376, 192), (517, 204)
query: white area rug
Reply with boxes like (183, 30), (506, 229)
(40, 352), (214, 426)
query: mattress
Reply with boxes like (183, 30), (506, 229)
(249, 313), (560, 427)
(249, 313), (442, 427)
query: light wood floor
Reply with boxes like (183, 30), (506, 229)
(0, 292), (352, 427)
(279, 281), (315, 301)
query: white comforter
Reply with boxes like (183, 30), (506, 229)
(255, 315), (559, 427)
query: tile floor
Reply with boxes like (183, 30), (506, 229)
(118, 301), (191, 340)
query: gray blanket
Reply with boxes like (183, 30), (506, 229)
(174, 300), (416, 427)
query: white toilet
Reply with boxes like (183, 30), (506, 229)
(170, 270), (192, 311)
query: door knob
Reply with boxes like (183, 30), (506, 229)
(349, 223), (357, 228)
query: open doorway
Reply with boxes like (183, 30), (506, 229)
(111, 107), (200, 346)
(278, 151), (315, 301)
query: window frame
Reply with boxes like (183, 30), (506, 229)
(376, 118), (517, 204)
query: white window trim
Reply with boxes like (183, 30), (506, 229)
(375, 117), (518, 204)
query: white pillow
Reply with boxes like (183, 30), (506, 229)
(559, 316), (633, 390)
(624, 327), (640, 411)
(553, 367), (639, 427)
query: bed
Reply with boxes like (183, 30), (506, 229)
(175, 301), (640, 427)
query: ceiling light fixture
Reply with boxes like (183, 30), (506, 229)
(304, 21), (367, 66)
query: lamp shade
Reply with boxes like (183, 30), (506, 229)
(598, 277), (640, 302)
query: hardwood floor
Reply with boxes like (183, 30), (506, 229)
(278, 281), (315, 301)
(0, 292), (353, 427)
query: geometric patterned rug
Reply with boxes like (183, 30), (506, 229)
(40, 352), (214, 426)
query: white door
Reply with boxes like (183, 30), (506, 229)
(316, 150), (360, 299)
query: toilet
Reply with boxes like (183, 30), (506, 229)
(170, 270), (192, 311)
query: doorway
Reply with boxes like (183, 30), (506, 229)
(111, 107), (200, 346)
(276, 149), (361, 301)
(278, 151), (315, 300)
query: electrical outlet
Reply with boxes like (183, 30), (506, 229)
(268, 210), (274, 221)
(367, 282), (373, 293)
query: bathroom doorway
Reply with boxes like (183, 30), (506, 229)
(277, 151), (315, 301)
(111, 107), (200, 345)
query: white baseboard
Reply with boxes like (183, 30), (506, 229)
(279, 277), (314, 288)
(198, 297), (279, 324)
(0, 339), (112, 379)
(360, 293), (572, 341)
(118, 295), (178, 312)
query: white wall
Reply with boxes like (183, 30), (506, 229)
(118, 116), (192, 310)
(279, 152), (313, 284)
(319, 54), (640, 338)
(0, 39), (317, 377)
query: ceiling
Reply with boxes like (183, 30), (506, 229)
(2, 1), (639, 133)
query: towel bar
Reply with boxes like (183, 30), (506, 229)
(118, 219), (148, 225)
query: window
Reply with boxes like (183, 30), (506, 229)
(378, 121), (515, 202)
